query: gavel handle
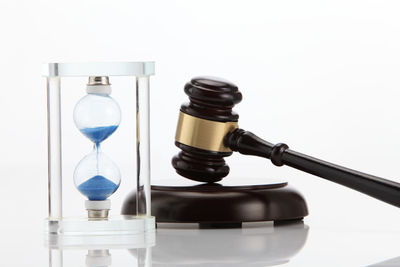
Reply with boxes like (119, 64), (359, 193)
(225, 128), (400, 208)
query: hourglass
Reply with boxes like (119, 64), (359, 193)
(73, 76), (121, 218)
(43, 62), (155, 236)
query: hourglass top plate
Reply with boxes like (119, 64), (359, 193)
(42, 62), (155, 77)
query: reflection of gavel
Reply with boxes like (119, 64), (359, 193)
(172, 76), (400, 208)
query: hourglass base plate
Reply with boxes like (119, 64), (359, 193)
(45, 230), (155, 249)
(122, 178), (309, 228)
(45, 215), (155, 237)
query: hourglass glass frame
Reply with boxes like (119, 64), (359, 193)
(43, 62), (155, 236)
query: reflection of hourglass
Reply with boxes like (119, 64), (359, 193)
(47, 233), (155, 267)
(74, 76), (121, 218)
(85, 250), (112, 267)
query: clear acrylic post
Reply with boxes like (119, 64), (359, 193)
(47, 77), (63, 219)
(136, 76), (151, 217)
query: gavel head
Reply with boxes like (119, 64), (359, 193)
(172, 76), (242, 183)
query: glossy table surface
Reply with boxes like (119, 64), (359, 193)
(1, 168), (399, 267)
(3, 217), (399, 266)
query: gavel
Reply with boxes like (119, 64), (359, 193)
(172, 76), (400, 208)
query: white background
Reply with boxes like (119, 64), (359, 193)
(0, 0), (399, 266)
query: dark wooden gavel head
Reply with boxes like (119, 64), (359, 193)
(172, 76), (242, 183)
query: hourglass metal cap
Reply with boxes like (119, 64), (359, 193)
(87, 76), (112, 94)
(88, 76), (110, 86)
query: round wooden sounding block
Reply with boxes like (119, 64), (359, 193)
(122, 178), (308, 228)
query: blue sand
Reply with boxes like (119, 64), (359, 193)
(77, 175), (118, 200)
(80, 125), (118, 144)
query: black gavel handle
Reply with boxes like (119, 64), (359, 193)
(225, 128), (400, 208)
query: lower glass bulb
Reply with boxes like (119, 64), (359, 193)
(74, 149), (121, 201)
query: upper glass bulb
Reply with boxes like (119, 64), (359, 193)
(73, 77), (121, 144)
